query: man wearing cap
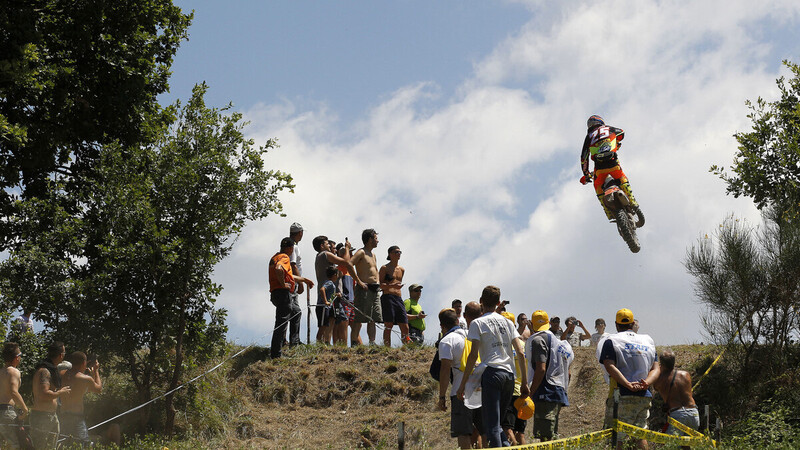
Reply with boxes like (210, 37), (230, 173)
(287, 222), (304, 347)
(525, 310), (574, 442)
(404, 284), (426, 344)
(452, 300), (467, 330)
(598, 308), (659, 450)
(269, 238), (315, 358)
(379, 245), (408, 345)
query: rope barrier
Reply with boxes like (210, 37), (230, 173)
(692, 329), (740, 390)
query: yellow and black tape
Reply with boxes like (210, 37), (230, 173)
(486, 420), (715, 449)
(503, 429), (612, 449)
(615, 420), (716, 448)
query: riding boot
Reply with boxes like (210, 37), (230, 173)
(597, 194), (614, 221)
(620, 181), (638, 207)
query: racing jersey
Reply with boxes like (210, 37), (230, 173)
(581, 125), (625, 177)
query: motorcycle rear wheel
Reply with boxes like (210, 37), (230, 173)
(616, 209), (641, 253)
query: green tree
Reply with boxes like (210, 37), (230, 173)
(0, 0), (191, 247)
(712, 60), (800, 213)
(0, 84), (294, 432)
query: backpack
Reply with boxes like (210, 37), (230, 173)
(458, 337), (480, 372)
(429, 348), (444, 381)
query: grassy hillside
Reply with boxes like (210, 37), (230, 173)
(132, 343), (720, 449)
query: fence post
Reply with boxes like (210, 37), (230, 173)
(612, 389), (619, 447)
(704, 405), (710, 434)
(306, 288), (311, 344)
(398, 421), (405, 450)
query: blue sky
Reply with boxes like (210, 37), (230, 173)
(160, 0), (800, 347)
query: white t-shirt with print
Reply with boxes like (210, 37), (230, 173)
(467, 312), (520, 374)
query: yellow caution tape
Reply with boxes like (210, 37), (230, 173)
(668, 415), (705, 438)
(503, 429), (613, 449)
(615, 420), (716, 447)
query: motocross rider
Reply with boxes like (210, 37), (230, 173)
(580, 115), (640, 221)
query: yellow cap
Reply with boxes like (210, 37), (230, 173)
(514, 396), (535, 420)
(616, 308), (634, 324)
(531, 310), (550, 332)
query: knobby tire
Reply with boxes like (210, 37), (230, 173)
(616, 209), (641, 253)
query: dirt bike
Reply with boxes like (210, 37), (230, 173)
(582, 174), (645, 253)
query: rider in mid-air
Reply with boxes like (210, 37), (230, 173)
(580, 115), (639, 221)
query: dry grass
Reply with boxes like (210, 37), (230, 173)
(172, 343), (716, 449)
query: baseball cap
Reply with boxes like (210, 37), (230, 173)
(616, 308), (634, 324)
(409, 284), (423, 292)
(514, 397), (535, 420)
(289, 222), (303, 233)
(280, 237), (295, 249)
(531, 310), (550, 332)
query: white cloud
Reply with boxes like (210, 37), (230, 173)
(213, 0), (799, 346)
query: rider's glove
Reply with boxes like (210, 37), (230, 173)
(580, 175), (591, 185)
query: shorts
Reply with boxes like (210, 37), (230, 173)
(333, 304), (347, 324)
(353, 285), (382, 323)
(617, 396), (651, 441)
(343, 303), (355, 323)
(667, 407), (700, 435)
(29, 410), (59, 450)
(501, 395), (528, 433)
(315, 304), (332, 327)
(380, 294), (408, 324)
(59, 411), (90, 445)
(532, 400), (561, 440)
(409, 326), (424, 344)
(451, 396), (485, 437)
(0, 408), (19, 448)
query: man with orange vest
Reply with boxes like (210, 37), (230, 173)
(269, 237), (315, 358)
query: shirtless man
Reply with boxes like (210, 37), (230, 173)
(0, 342), (28, 448)
(653, 349), (699, 449)
(312, 235), (365, 343)
(379, 245), (407, 346)
(60, 352), (102, 446)
(350, 229), (381, 346)
(31, 341), (71, 449)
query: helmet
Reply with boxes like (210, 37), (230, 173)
(587, 115), (604, 129)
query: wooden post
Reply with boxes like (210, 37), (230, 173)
(611, 389), (619, 447)
(398, 421), (405, 450)
(704, 405), (710, 434)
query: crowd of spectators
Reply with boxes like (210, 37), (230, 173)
(1, 340), (119, 449)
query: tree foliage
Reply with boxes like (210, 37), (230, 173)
(0, 84), (294, 431)
(0, 0), (192, 247)
(685, 208), (800, 375)
(712, 60), (800, 213)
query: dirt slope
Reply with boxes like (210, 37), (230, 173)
(217, 344), (713, 449)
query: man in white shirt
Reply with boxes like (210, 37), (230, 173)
(456, 286), (529, 448)
(437, 308), (473, 449)
(287, 222), (304, 346)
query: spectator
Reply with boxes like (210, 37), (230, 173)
(379, 245), (408, 345)
(496, 301), (515, 324)
(335, 244), (357, 344)
(526, 310), (574, 442)
(598, 308), (659, 450)
(60, 352), (102, 447)
(350, 229), (382, 345)
(456, 286), (529, 448)
(287, 222), (304, 347)
(269, 238), (314, 359)
(516, 313), (531, 342)
(501, 311), (529, 446)
(462, 301), (487, 448)
(591, 318), (610, 347)
(321, 266), (348, 345)
(653, 349), (699, 449)
(437, 308), (474, 449)
(632, 319), (640, 333)
(549, 317), (562, 337)
(0, 342), (28, 448)
(561, 316), (591, 348)
(404, 284), (426, 344)
(313, 236), (363, 344)
(452, 300), (467, 330)
(31, 341), (71, 449)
